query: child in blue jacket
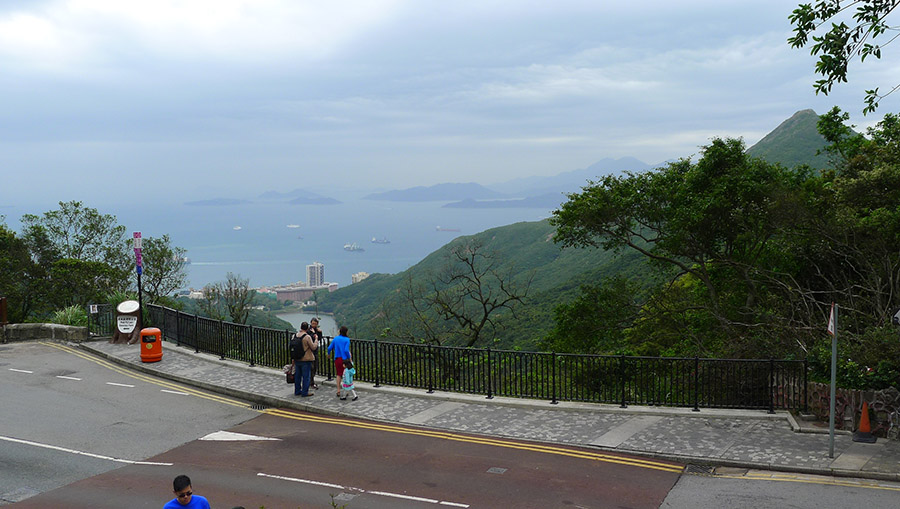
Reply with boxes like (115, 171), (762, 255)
(340, 359), (358, 401)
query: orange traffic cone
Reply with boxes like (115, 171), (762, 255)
(852, 401), (877, 443)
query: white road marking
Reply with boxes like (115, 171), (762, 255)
(161, 389), (190, 395)
(257, 472), (469, 507)
(56, 375), (82, 381)
(0, 435), (172, 466)
(9, 368), (33, 374)
(106, 382), (135, 388)
(200, 431), (281, 441)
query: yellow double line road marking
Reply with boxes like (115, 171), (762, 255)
(41, 342), (254, 410)
(45, 342), (682, 473)
(264, 408), (684, 473)
(712, 471), (900, 491)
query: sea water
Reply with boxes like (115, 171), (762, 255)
(7, 199), (549, 289)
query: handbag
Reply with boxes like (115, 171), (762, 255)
(284, 363), (295, 384)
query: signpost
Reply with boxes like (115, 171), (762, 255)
(828, 303), (837, 458)
(134, 232), (143, 329)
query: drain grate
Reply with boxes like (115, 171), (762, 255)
(250, 404), (269, 411)
(685, 464), (715, 475)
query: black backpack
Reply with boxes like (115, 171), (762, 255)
(289, 334), (308, 361)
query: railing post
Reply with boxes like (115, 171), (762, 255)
(374, 337), (381, 388)
(693, 356), (700, 412)
(768, 358), (775, 414)
(619, 355), (627, 408)
(285, 329), (292, 369)
(248, 325), (255, 367)
(427, 344), (434, 394)
(803, 358), (809, 414)
(550, 352), (558, 405)
(194, 314), (200, 353)
(218, 320), (225, 360)
(485, 348), (494, 399)
(175, 311), (181, 347)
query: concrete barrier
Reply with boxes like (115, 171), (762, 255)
(1, 323), (88, 343)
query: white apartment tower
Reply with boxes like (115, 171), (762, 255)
(306, 261), (325, 287)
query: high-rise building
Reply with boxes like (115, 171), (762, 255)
(306, 261), (324, 287)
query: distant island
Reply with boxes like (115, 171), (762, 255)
(364, 182), (509, 202)
(443, 192), (566, 209)
(287, 196), (341, 205)
(185, 198), (252, 206)
(262, 188), (341, 204)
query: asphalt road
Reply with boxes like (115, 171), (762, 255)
(0, 341), (258, 505)
(662, 467), (900, 508)
(9, 407), (685, 508)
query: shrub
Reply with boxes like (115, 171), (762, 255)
(52, 305), (88, 327)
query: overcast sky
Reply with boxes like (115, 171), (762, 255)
(1, 0), (896, 206)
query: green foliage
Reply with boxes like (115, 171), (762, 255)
(0, 222), (43, 322)
(541, 276), (643, 354)
(552, 137), (822, 357)
(808, 327), (900, 389)
(51, 305), (88, 327)
(141, 234), (188, 303)
(789, 1), (900, 113)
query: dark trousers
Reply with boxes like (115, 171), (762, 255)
(295, 360), (313, 396)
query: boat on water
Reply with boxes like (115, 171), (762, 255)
(435, 226), (461, 232)
(371, 237), (391, 244)
(286, 224), (300, 229)
(344, 242), (365, 252)
(233, 226), (242, 231)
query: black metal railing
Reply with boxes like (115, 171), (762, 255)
(93, 303), (808, 411)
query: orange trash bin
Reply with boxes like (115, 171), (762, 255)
(140, 327), (163, 363)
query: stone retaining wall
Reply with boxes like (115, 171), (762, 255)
(0, 323), (88, 343)
(807, 382), (900, 440)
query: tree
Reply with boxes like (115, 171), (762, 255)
(200, 273), (254, 324)
(383, 240), (532, 347)
(19, 201), (132, 316)
(541, 276), (642, 354)
(0, 223), (44, 322)
(551, 138), (820, 356)
(20, 200), (130, 269)
(141, 234), (188, 304)
(789, 1), (900, 113)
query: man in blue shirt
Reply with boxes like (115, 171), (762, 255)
(327, 325), (352, 397)
(164, 474), (211, 508)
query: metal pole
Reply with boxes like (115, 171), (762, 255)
(829, 304), (838, 458)
(550, 352), (558, 405)
(768, 358), (776, 414)
(485, 348), (493, 399)
(693, 356), (700, 412)
(374, 337), (381, 388)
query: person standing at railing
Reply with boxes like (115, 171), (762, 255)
(327, 325), (352, 398)
(309, 317), (323, 390)
(290, 322), (318, 397)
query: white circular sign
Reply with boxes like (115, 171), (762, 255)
(116, 300), (139, 314)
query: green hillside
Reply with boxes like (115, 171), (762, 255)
(747, 109), (829, 169)
(316, 219), (648, 350)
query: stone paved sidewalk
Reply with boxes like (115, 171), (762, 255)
(80, 339), (900, 481)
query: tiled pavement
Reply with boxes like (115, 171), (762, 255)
(80, 339), (900, 481)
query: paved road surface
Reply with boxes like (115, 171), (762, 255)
(0, 341), (258, 505)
